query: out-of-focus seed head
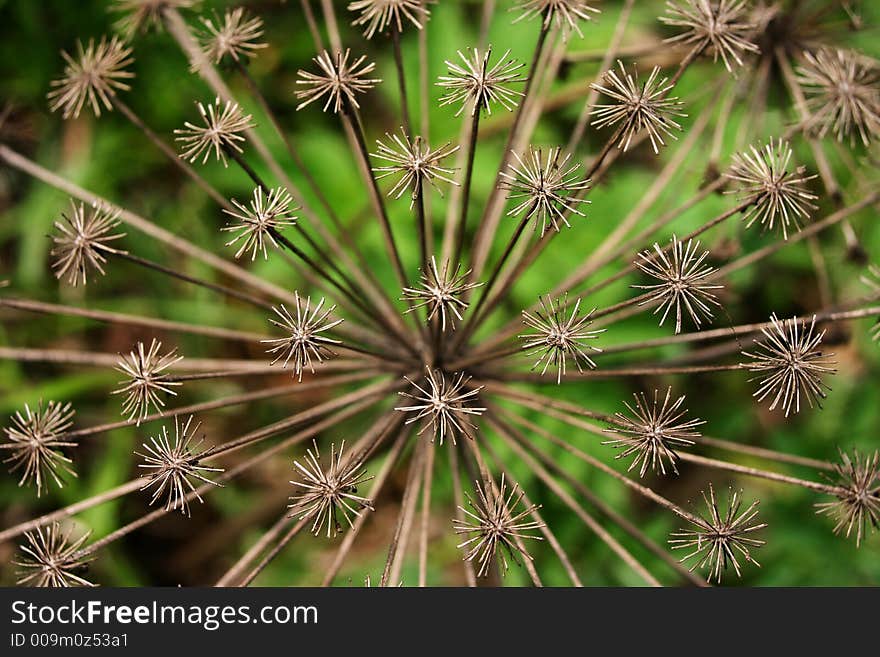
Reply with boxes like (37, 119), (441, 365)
(47, 36), (134, 120)
(603, 388), (703, 477)
(670, 483), (766, 583)
(111, 0), (199, 38)
(512, 1), (600, 39)
(14, 523), (94, 587)
(289, 439), (374, 538)
(453, 473), (544, 577)
(2, 401), (77, 497)
(51, 201), (126, 287)
(816, 450), (880, 547)
(520, 295), (604, 384)
(402, 257), (481, 331)
(726, 138), (818, 240)
(741, 314), (836, 417)
(113, 339), (183, 425)
(174, 97), (254, 166)
(196, 8), (267, 67)
(797, 48), (880, 146)
(372, 130), (459, 205)
(633, 236), (723, 334)
(222, 187), (298, 261)
(500, 146), (591, 237)
(136, 415), (222, 516)
(262, 294), (343, 382)
(396, 368), (486, 445)
(295, 49), (381, 114)
(348, 0), (430, 39)
(590, 61), (686, 153)
(661, 0), (759, 72)
(437, 47), (526, 117)
(862, 264), (880, 341)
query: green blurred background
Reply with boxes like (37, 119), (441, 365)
(0, 0), (878, 586)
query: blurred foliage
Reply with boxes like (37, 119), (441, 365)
(0, 0), (878, 587)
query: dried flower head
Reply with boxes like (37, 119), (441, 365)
(816, 450), (880, 547)
(670, 484), (766, 583)
(14, 523), (94, 587)
(47, 36), (134, 120)
(862, 264), (880, 341)
(661, 0), (759, 72)
(2, 401), (77, 496)
(196, 8), (267, 66)
(396, 368), (486, 445)
(348, 0), (430, 39)
(289, 440), (374, 538)
(500, 146), (591, 236)
(174, 97), (255, 166)
(111, 0), (199, 37)
(372, 130), (459, 205)
(726, 139), (818, 240)
(113, 339), (183, 425)
(512, 1), (600, 39)
(520, 295), (604, 383)
(222, 187), (298, 260)
(453, 474), (544, 577)
(262, 294), (343, 381)
(797, 48), (880, 146)
(136, 415), (222, 516)
(633, 236), (723, 334)
(51, 201), (126, 287)
(741, 314), (836, 417)
(437, 47), (526, 117)
(603, 388), (703, 477)
(402, 256), (481, 331)
(591, 61), (686, 153)
(295, 49), (381, 114)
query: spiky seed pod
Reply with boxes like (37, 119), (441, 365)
(862, 265), (880, 341)
(603, 388), (703, 477)
(1, 401), (77, 497)
(13, 523), (94, 587)
(174, 97), (254, 166)
(262, 294), (343, 381)
(816, 450), (880, 547)
(437, 47), (527, 117)
(512, 1), (600, 39)
(726, 139), (818, 240)
(295, 49), (381, 114)
(113, 339), (183, 425)
(51, 201), (126, 287)
(47, 36), (134, 120)
(632, 236), (723, 334)
(453, 474), (544, 577)
(348, 0), (430, 39)
(396, 368), (486, 445)
(372, 130), (460, 205)
(660, 0), (759, 72)
(288, 440), (374, 538)
(111, 0), (199, 37)
(499, 146), (591, 237)
(136, 415), (222, 516)
(590, 61), (686, 153)
(520, 295), (604, 383)
(221, 187), (298, 261)
(670, 484), (766, 583)
(402, 257), (482, 331)
(196, 8), (267, 67)
(742, 314), (836, 417)
(797, 48), (880, 146)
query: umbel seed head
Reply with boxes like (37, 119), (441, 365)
(1, 401), (77, 497)
(372, 129), (459, 205)
(51, 200), (126, 287)
(48, 35), (134, 119)
(661, 0), (759, 72)
(113, 339), (183, 425)
(295, 49), (381, 114)
(196, 8), (267, 67)
(512, 1), (600, 40)
(174, 97), (255, 166)
(14, 522), (94, 588)
(111, 0), (199, 38)
(437, 47), (526, 117)
(402, 257), (481, 331)
(222, 187), (298, 261)
(348, 0), (430, 40)
(396, 368), (486, 445)
(816, 449), (880, 547)
(262, 293), (343, 381)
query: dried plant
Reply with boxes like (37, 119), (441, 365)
(1, 0), (878, 590)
